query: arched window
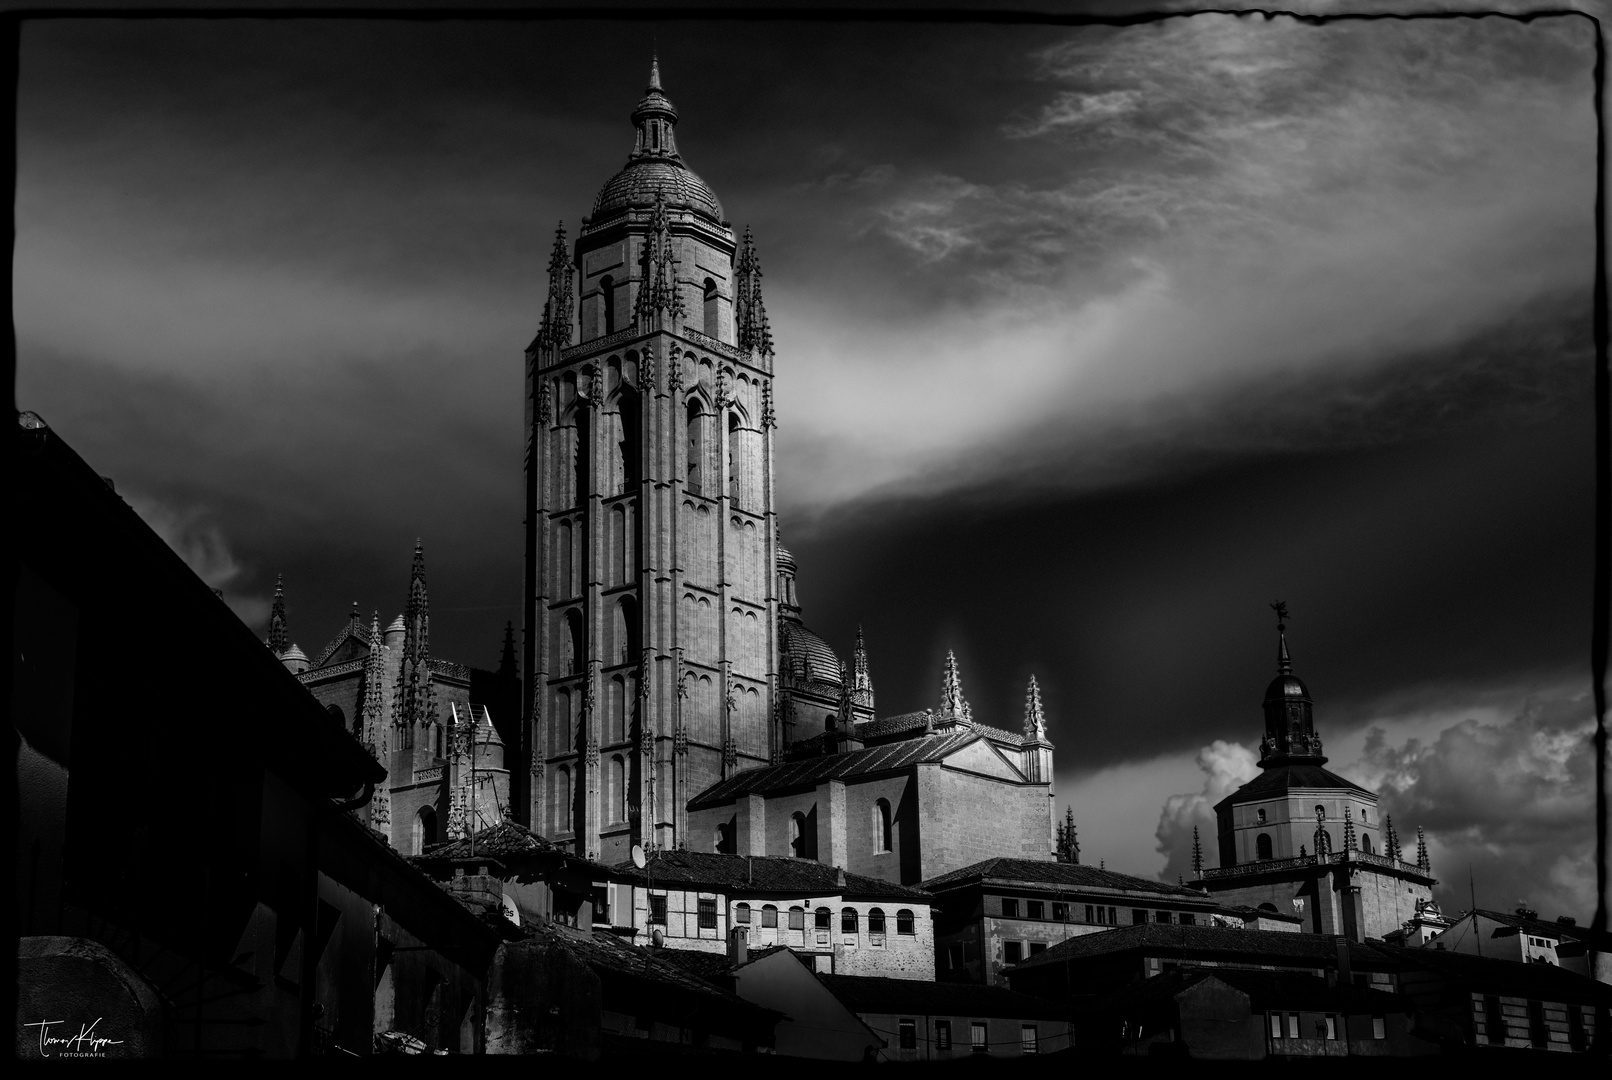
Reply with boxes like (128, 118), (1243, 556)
(685, 399), (705, 495)
(734, 902), (751, 925)
(1256, 834), (1273, 861)
(703, 278), (719, 337)
(562, 609), (584, 675)
(554, 765), (572, 833)
(599, 275), (615, 335)
(761, 904), (778, 929)
(1360, 833), (1374, 854)
(727, 413), (741, 505)
(615, 388), (640, 493)
(557, 519), (573, 596)
(609, 755), (627, 822)
(614, 596), (639, 666)
(868, 908), (886, 936)
(413, 806), (437, 855)
(573, 407), (590, 506)
(873, 798), (893, 853)
(715, 823), (733, 854)
(897, 909), (916, 935)
(1256, 808), (1267, 824)
(1315, 805), (1327, 818)
(790, 812), (809, 858)
(841, 907), (859, 934)
(607, 676), (626, 744)
(815, 906), (832, 930)
(788, 906), (805, 931)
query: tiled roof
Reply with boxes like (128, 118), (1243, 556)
(818, 974), (1067, 1021)
(780, 620), (844, 687)
(527, 923), (778, 1020)
(854, 710), (931, 741)
(1212, 903), (1306, 924)
(689, 731), (986, 808)
(419, 821), (561, 861)
(610, 850), (932, 901)
(647, 946), (737, 982)
(1461, 908), (1609, 947)
(921, 858), (1213, 901)
(1091, 967), (1407, 1015)
(1217, 764), (1373, 806)
(1011, 923), (1389, 973)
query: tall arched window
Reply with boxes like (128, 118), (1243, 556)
(608, 676), (626, 743)
(557, 519), (573, 596)
(599, 275), (615, 335)
(703, 278), (718, 337)
(715, 823), (733, 854)
(841, 907), (859, 934)
(561, 609), (584, 675)
(727, 413), (741, 505)
(897, 909), (916, 935)
(1256, 833), (1273, 860)
(555, 765), (572, 834)
(614, 596), (639, 666)
(873, 799), (893, 853)
(413, 806), (437, 855)
(734, 902), (751, 924)
(553, 689), (571, 755)
(1360, 833), (1374, 854)
(572, 408), (590, 506)
(614, 388), (640, 494)
(686, 399), (705, 495)
(609, 755), (627, 822)
(868, 908), (886, 936)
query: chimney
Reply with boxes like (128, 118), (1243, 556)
(728, 925), (748, 968)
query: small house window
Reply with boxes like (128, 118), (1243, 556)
(649, 895), (667, 925)
(898, 1019), (916, 1050)
(1270, 1013), (1282, 1039)
(698, 898), (717, 930)
(1286, 1013), (1300, 1039)
(842, 907), (859, 934)
(762, 904), (778, 929)
(1029, 942), (1046, 956)
(735, 903), (751, 924)
(1052, 902), (1068, 921)
(1132, 909), (1148, 925)
(869, 908), (886, 935)
(1155, 911), (1172, 924)
(897, 909), (916, 935)
(1004, 941), (1022, 964)
(1256, 833), (1274, 860)
(1020, 1025), (1038, 1055)
(788, 906), (805, 930)
(1372, 1016), (1386, 1040)
(971, 1022), (988, 1053)
(1001, 898), (1019, 918)
(1027, 900), (1045, 920)
(815, 906), (832, 930)
(1257, 808), (1267, 823)
(937, 1021), (951, 1050)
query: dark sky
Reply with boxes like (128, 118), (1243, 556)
(13, 5), (1602, 914)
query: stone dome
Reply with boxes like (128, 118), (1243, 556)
(591, 159), (724, 224)
(781, 621), (843, 688)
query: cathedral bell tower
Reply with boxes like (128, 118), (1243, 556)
(522, 60), (782, 861)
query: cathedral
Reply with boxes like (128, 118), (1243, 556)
(518, 60), (1058, 869)
(266, 545), (518, 855)
(1192, 607), (1437, 941)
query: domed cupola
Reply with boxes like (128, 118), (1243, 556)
(1259, 602), (1325, 766)
(589, 57), (725, 225)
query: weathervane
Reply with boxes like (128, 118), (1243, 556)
(1270, 600), (1289, 629)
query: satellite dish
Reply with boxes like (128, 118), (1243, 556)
(631, 845), (647, 869)
(651, 927), (665, 947)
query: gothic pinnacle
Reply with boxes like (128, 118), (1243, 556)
(268, 574), (288, 655)
(1270, 600), (1292, 674)
(1191, 825), (1204, 875)
(1023, 675), (1046, 740)
(648, 51), (661, 91)
(941, 650), (972, 724)
(853, 626), (873, 694)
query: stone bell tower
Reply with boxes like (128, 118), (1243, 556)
(521, 59), (783, 862)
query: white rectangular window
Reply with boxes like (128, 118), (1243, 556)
(971, 1022), (988, 1054)
(1270, 1013), (1283, 1039)
(1020, 1025), (1038, 1054)
(1372, 1016), (1386, 1040)
(1325, 1015), (1338, 1040)
(1286, 1013), (1299, 1039)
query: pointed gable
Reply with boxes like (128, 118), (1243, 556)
(938, 735), (1026, 782)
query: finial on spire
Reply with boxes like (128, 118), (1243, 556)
(499, 621), (518, 679)
(1191, 825), (1205, 875)
(268, 574), (288, 655)
(1415, 825), (1430, 872)
(1023, 675), (1047, 740)
(1270, 600), (1292, 674)
(941, 650), (972, 724)
(538, 221), (574, 349)
(735, 227), (775, 358)
(648, 51), (661, 91)
(1385, 814), (1401, 862)
(1343, 805), (1358, 851)
(1056, 806), (1080, 864)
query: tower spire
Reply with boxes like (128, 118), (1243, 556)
(940, 650), (972, 725)
(735, 226), (775, 358)
(394, 541), (436, 754)
(851, 626), (873, 707)
(268, 574), (288, 655)
(1415, 825), (1430, 872)
(1023, 674), (1047, 740)
(648, 51), (661, 91)
(538, 221), (574, 349)
(1191, 825), (1204, 876)
(1271, 599), (1292, 674)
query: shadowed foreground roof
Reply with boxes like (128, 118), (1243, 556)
(1090, 967), (1408, 1016)
(921, 857), (1215, 900)
(1010, 923), (1392, 973)
(612, 850), (932, 901)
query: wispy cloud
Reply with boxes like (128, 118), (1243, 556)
(127, 494), (271, 629)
